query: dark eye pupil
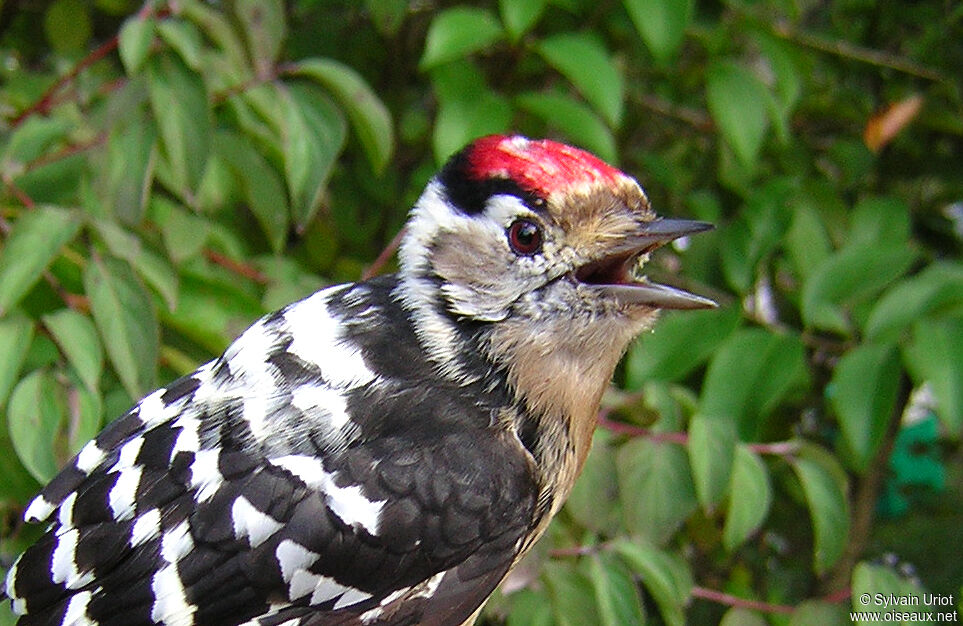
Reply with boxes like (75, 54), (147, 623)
(508, 220), (542, 255)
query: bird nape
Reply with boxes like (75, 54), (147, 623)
(3, 135), (715, 626)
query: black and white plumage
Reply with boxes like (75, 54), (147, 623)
(3, 135), (714, 626)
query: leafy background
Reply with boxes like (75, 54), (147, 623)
(0, 0), (961, 624)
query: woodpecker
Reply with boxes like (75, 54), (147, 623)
(3, 135), (714, 626)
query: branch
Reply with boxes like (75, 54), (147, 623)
(825, 373), (913, 593)
(597, 416), (800, 456)
(690, 586), (795, 615)
(24, 132), (109, 173)
(362, 227), (406, 280)
(202, 249), (270, 284)
(769, 21), (946, 83)
(636, 93), (713, 131)
(7, 1), (163, 128)
(8, 37), (121, 127)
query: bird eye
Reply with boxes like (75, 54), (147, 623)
(507, 219), (543, 255)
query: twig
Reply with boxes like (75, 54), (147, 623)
(597, 416), (800, 456)
(825, 373), (912, 593)
(549, 544), (605, 558)
(211, 63), (287, 105)
(636, 93), (713, 131)
(1, 174), (36, 208)
(598, 416), (689, 445)
(8, 37), (121, 127)
(362, 227), (406, 280)
(770, 20), (946, 83)
(202, 249), (270, 284)
(551, 541), (847, 615)
(691, 586), (795, 615)
(24, 132), (109, 173)
(7, 1), (163, 128)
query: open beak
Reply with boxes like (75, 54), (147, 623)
(574, 218), (717, 310)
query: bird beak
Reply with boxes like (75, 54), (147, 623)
(574, 218), (717, 310)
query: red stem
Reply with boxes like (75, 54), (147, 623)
(690, 586), (795, 615)
(362, 227), (406, 280)
(597, 416), (799, 456)
(9, 37), (120, 127)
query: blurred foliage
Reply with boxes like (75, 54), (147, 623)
(1, 0), (962, 624)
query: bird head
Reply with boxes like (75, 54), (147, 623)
(399, 135), (714, 327)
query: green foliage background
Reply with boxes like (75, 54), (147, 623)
(0, 0), (961, 623)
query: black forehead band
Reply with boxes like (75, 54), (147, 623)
(438, 148), (546, 217)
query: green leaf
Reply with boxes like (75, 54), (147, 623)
(789, 600), (848, 626)
(66, 383), (103, 455)
(565, 430), (618, 533)
(506, 589), (554, 626)
(0, 205), (81, 314)
(161, 272), (264, 356)
(234, 0), (286, 75)
(537, 33), (624, 128)
(720, 608), (767, 626)
(277, 84), (345, 229)
(791, 447), (850, 574)
(147, 52), (211, 196)
(623, 0), (693, 64)
(617, 438), (697, 545)
(430, 61), (511, 163)
(723, 445), (772, 552)
(102, 116), (156, 224)
(118, 15), (155, 74)
(851, 562), (931, 623)
(753, 33), (802, 144)
(42, 309), (104, 393)
(180, 0), (250, 81)
(802, 244), (917, 335)
(44, 0), (92, 52)
(8, 370), (65, 482)
(500, 0), (546, 40)
(542, 561), (600, 626)
(589, 553), (645, 626)
(688, 413), (737, 512)
(1, 116), (72, 166)
(419, 7), (503, 70)
(865, 262), (963, 343)
(84, 256), (159, 399)
(514, 91), (617, 163)
(719, 180), (794, 293)
(159, 203), (211, 264)
(625, 306), (740, 386)
(156, 19), (204, 71)
(93, 219), (180, 311)
(700, 328), (809, 439)
(0, 315), (34, 409)
(213, 130), (289, 253)
(257, 256), (325, 312)
(785, 201), (833, 284)
(364, 0), (407, 36)
(706, 61), (770, 170)
(905, 317), (963, 433)
(829, 342), (901, 471)
(614, 539), (692, 626)
(290, 58), (392, 173)
(846, 196), (910, 251)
